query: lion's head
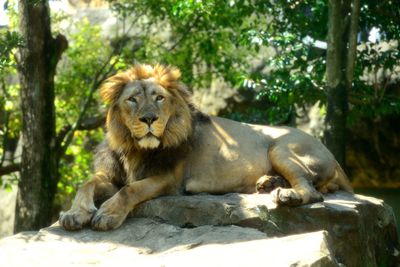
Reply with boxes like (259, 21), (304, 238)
(100, 64), (194, 152)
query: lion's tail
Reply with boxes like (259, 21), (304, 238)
(333, 161), (354, 193)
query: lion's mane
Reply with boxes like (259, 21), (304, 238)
(99, 64), (200, 152)
(97, 64), (209, 178)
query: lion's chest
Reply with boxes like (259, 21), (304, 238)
(121, 146), (189, 183)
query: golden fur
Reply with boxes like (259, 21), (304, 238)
(59, 64), (353, 231)
(102, 64), (193, 152)
(100, 64), (183, 103)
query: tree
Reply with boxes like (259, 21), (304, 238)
(14, 0), (67, 232)
(325, 0), (360, 167)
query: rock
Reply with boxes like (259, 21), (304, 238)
(0, 218), (338, 267)
(0, 192), (398, 267)
(0, 185), (17, 238)
(134, 192), (400, 266)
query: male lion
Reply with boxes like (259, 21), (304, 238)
(59, 64), (353, 231)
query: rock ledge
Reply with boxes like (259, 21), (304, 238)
(0, 192), (399, 267)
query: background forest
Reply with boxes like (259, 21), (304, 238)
(0, 0), (400, 234)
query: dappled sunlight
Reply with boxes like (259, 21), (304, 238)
(353, 194), (384, 205)
(210, 119), (239, 147)
(250, 124), (290, 139)
(0, 225), (332, 267)
(323, 201), (358, 212)
(323, 192), (371, 211)
(287, 155), (312, 175)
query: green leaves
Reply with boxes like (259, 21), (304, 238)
(0, 30), (23, 71)
(1, 0), (399, 193)
(55, 19), (110, 128)
(56, 129), (103, 205)
(240, 0), (400, 125)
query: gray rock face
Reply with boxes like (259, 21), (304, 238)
(0, 192), (399, 267)
(0, 185), (17, 238)
(134, 191), (399, 266)
(0, 218), (338, 267)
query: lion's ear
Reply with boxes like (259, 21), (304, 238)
(99, 74), (129, 104)
(154, 64), (181, 89)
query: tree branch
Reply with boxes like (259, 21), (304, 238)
(56, 115), (106, 150)
(0, 77), (11, 166)
(57, 56), (116, 160)
(0, 163), (20, 176)
(55, 15), (135, 160)
(50, 34), (68, 77)
(167, 16), (200, 52)
(76, 115), (106, 130)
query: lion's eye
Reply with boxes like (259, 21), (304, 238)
(127, 96), (137, 104)
(155, 95), (165, 102)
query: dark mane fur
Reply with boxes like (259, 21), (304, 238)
(121, 110), (209, 179)
(94, 108), (209, 185)
(94, 63), (210, 185)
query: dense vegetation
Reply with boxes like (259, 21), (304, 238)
(0, 0), (399, 231)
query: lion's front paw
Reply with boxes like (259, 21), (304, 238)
(91, 200), (128, 231)
(59, 207), (97, 231)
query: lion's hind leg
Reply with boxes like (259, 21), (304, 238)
(317, 181), (339, 194)
(268, 146), (323, 206)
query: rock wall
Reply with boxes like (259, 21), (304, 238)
(0, 192), (398, 267)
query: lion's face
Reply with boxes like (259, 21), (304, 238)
(100, 64), (193, 152)
(117, 79), (174, 149)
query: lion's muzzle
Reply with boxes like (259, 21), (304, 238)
(139, 113), (159, 126)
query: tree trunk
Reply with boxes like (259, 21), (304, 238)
(324, 0), (360, 168)
(14, 0), (67, 233)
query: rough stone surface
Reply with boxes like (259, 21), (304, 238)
(0, 218), (338, 267)
(134, 192), (400, 267)
(0, 192), (399, 267)
(0, 185), (17, 238)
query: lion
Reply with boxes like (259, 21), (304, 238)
(59, 64), (353, 231)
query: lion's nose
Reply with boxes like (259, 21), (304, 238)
(139, 113), (159, 125)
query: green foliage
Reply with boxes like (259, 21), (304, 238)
(0, 30), (23, 71)
(0, 1), (22, 89)
(105, 0), (327, 124)
(1, 0), (400, 202)
(53, 19), (115, 204)
(0, 1), (21, 188)
(55, 18), (111, 128)
(107, 0), (257, 87)
(237, 0), (400, 124)
(239, 1), (328, 123)
(56, 129), (103, 208)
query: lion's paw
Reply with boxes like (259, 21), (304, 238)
(271, 187), (323, 206)
(271, 188), (303, 206)
(91, 210), (126, 231)
(256, 175), (290, 193)
(91, 199), (128, 231)
(59, 207), (97, 231)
